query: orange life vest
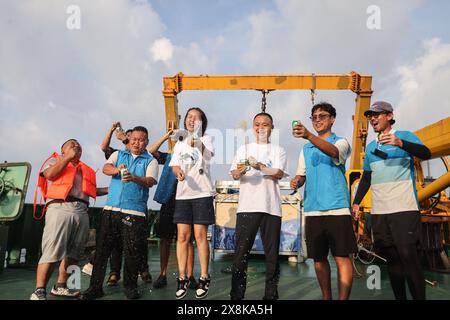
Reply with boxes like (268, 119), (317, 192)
(33, 152), (97, 219)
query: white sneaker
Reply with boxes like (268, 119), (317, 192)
(50, 286), (80, 298)
(195, 276), (211, 299)
(175, 278), (189, 300)
(82, 263), (93, 276)
(30, 289), (46, 300)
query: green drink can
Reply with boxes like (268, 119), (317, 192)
(292, 120), (301, 127)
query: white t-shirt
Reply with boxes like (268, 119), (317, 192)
(103, 151), (159, 217)
(230, 142), (287, 217)
(169, 135), (215, 200)
(296, 138), (351, 216)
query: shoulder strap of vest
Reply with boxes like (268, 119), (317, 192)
(33, 152), (58, 220)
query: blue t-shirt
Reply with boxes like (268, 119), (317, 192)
(363, 130), (423, 215)
(302, 133), (351, 212)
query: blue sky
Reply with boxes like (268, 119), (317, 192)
(1, 0), (449, 208)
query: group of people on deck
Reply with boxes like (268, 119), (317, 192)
(31, 100), (430, 300)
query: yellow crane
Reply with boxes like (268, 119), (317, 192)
(161, 72), (450, 270)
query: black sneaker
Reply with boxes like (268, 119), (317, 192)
(175, 277), (189, 300)
(153, 275), (168, 289)
(78, 288), (105, 300)
(195, 276), (211, 299)
(188, 276), (198, 290)
(124, 288), (140, 300)
(262, 292), (279, 300)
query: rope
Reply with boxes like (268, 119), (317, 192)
(310, 73), (316, 106)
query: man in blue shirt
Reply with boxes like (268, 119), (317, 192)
(80, 126), (159, 300)
(352, 101), (431, 300)
(291, 102), (356, 300)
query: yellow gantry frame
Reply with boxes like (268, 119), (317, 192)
(414, 116), (450, 209)
(162, 71), (373, 170)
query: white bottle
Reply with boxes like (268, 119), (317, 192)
(4, 251), (7, 268)
(19, 248), (26, 264)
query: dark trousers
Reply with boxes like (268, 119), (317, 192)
(90, 210), (147, 291)
(109, 216), (149, 275)
(109, 239), (123, 275)
(379, 245), (426, 300)
(230, 212), (281, 300)
(136, 215), (149, 273)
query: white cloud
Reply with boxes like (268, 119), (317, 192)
(395, 38), (450, 130)
(151, 37), (174, 63)
(0, 0), (212, 206)
(211, 0), (427, 176)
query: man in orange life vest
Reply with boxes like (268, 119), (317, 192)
(30, 139), (108, 300)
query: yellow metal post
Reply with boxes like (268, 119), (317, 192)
(414, 117), (450, 159)
(350, 92), (372, 170)
(162, 72), (373, 159)
(164, 73), (373, 92)
(418, 172), (450, 203)
(162, 87), (179, 153)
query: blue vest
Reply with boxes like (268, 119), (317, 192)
(105, 150), (154, 214)
(303, 133), (350, 211)
(153, 153), (177, 204)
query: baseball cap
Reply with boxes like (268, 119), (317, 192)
(364, 101), (395, 124)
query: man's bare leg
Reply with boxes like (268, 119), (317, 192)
(335, 256), (353, 300)
(314, 258), (332, 300)
(36, 262), (56, 289)
(56, 257), (78, 285)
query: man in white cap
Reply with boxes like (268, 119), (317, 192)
(352, 101), (431, 300)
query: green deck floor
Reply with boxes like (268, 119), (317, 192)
(0, 243), (449, 300)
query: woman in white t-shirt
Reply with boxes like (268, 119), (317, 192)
(169, 107), (215, 300)
(229, 112), (287, 300)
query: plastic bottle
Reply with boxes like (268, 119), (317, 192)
(115, 122), (124, 133)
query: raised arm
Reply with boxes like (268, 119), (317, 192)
(148, 129), (173, 156)
(43, 146), (79, 180)
(293, 123), (339, 159)
(100, 122), (120, 152)
(378, 134), (431, 160)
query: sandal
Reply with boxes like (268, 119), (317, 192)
(139, 271), (152, 284)
(107, 272), (120, 287)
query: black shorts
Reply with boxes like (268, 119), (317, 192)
(371, 211), (421, 248)
(305, 215), (357, 260)
(173, 196), (215, 225)
(154, 197), (177, 240)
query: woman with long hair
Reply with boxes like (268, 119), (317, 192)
(169, 107), (215, 299)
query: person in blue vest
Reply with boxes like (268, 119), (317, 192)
(148, 130), (197, 290)
(352, 101), (431, 300)
(82, 123), (143, 286)
(290, 102), (356, 300)
(80, 126), (159, 300)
